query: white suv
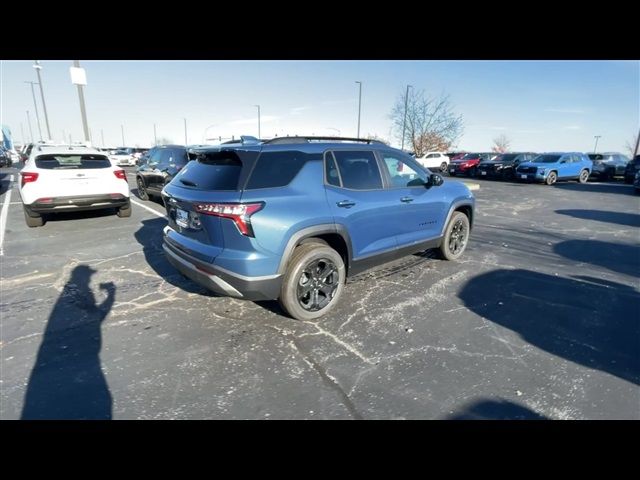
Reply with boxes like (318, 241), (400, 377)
(19, 145), (131, 227)
(415, 152), (450, 173)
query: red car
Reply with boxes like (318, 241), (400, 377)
(449, 152), (494, 177)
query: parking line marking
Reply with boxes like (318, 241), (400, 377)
(0, 175), (15, 256)
(131, 198), (166, 218)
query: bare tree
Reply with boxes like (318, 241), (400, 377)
(492, 134), (511, 153)
(156, 136), (173, 146)
(390, 88), (463, 156)
(625, 132), (639, 158)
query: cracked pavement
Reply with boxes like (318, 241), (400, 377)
(1, 167), (639, 419)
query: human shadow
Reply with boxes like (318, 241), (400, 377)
(447, 398), (548, 420)
(21, 265), (115, 419)
(553, 239), (640, 278)
(133, 217), (215, 296)
(555, 209), (640, 228)
(459, 269), (640, 386)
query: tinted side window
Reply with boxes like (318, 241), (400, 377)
(332, 150), (383, 190)
(148, 149), (163, 166)
(245, 151), (316, 190)
(166, 148), (188, 166)
(174, 152), (243, 190)
(325, 152), (341, 187)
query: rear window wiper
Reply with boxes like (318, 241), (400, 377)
(180, 178), (197, 187)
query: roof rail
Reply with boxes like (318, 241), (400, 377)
(263, 136), (386, 145)
(220, 135), (261, 146)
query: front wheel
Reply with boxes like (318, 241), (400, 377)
(279, 243), (345, 321)
(439, 211), (470, 261)
(137, 177), (149, 201)
(117, 203), (132, 217)
(545, 171), (557, 185)
(578, 169), (589, 184)
(440, 162), (448, 173)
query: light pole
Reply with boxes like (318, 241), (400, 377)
(70, 60), (90, 142)
(184, 118), (188, 145)
(593, 135), (601, 153)
(101, 129), (105, 147)
(33, 61), (52, 140)
(355, 81), (362, 138)
(154, 124), (157, 146)
(24, 81), (42, 141)
(327, 127), (341, 136)
(26, 111), (33, 142)
(20, 123), (25, 145)
(203, 123), (219, 143)
(121, 125), (125, 146)
(401, 84), (413, 151)
(254, 105), (261, 139)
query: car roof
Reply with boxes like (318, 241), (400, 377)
(32, 145), (105, 156)
(189, 139), (403, 156)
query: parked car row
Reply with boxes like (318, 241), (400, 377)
(441, 150), (635, 186)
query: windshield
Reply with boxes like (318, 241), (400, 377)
(494, 154), (518, 162)
(533, 154), (562, 164)
(461, 153), (479, 160)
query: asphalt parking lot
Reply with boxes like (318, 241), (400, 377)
(1, 165), (638, 419)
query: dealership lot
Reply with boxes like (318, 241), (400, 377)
(1, 166), (638, 419)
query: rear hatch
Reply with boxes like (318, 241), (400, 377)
(162, 148), (258, 264)
(33, 154), (120, 197)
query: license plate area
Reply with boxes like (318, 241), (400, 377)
(520, 174), (527, 179)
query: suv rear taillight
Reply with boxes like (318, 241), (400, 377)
(114, 170), (127, 181)
(194, 202), (264, 237)
(20, 172), (39, 187)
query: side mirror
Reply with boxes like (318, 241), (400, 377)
(428, 173), (444, 187)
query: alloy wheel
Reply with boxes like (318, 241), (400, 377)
(297, 258), (339, 311)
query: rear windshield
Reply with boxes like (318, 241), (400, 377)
(173, 151), (242, 190)
(35, 154), (112, 169)
(494, 154), (518, 162)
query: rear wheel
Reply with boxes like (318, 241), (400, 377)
(467, 167), (477, 177)
(545, 171), (557, 185)
(578, 169), (589, 184)
(279, 243), (345, 321)
(137, 177), (149, 201)
(440, 162), (448, 173)
(439, 211), (470, 261)
(24, 206), (44, 227)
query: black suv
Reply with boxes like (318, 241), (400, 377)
(477, 152), (538, 180)
(136, 145), (189, 201)
(624, 155), (640, 184)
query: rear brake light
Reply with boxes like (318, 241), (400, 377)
(20, 172), (39, 187)
(194, 202), (264, 237)
(36, 198), (53, 204)
(114, 170), (127, 181)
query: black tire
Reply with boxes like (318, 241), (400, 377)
(449, 171), (456, 177)
(467, 167), (477, 177)
(578, 169), (589, 184)
(624, 176), (633, 184)
(439, 211), (470, 261)
(440, 162), (448, 173)
(545, 171), (557, 185)
(136, 177), (149, 201)
(24, 206), (44, 227)
(117, 203), (132, 218)
(279, 243), (346, 321)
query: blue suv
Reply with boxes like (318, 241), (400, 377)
(515, 152), (592, 185)
(161, 136), (475, 320)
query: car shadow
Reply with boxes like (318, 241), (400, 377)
(458, 269), (640, 386)
(555, 209), (640, 228)
(131, 188), (165, 206)
(41, 208), (119, 223)
(553, 182), (636, 195)
(447, 398), (548, 420)
(133, 217), (216, 296)
(21, 265), (115, 419)
(553, 239), (640, 278)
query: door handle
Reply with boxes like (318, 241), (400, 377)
(400, 197), (414, 203)
(336, 200), (356, 208)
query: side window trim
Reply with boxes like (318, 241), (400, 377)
(376, 150), (428, 189)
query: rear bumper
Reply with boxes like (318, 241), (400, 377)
(162, 229), (282, 301)
(26, 194), (129, 214)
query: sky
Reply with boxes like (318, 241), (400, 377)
(1, 60), (638, 153)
